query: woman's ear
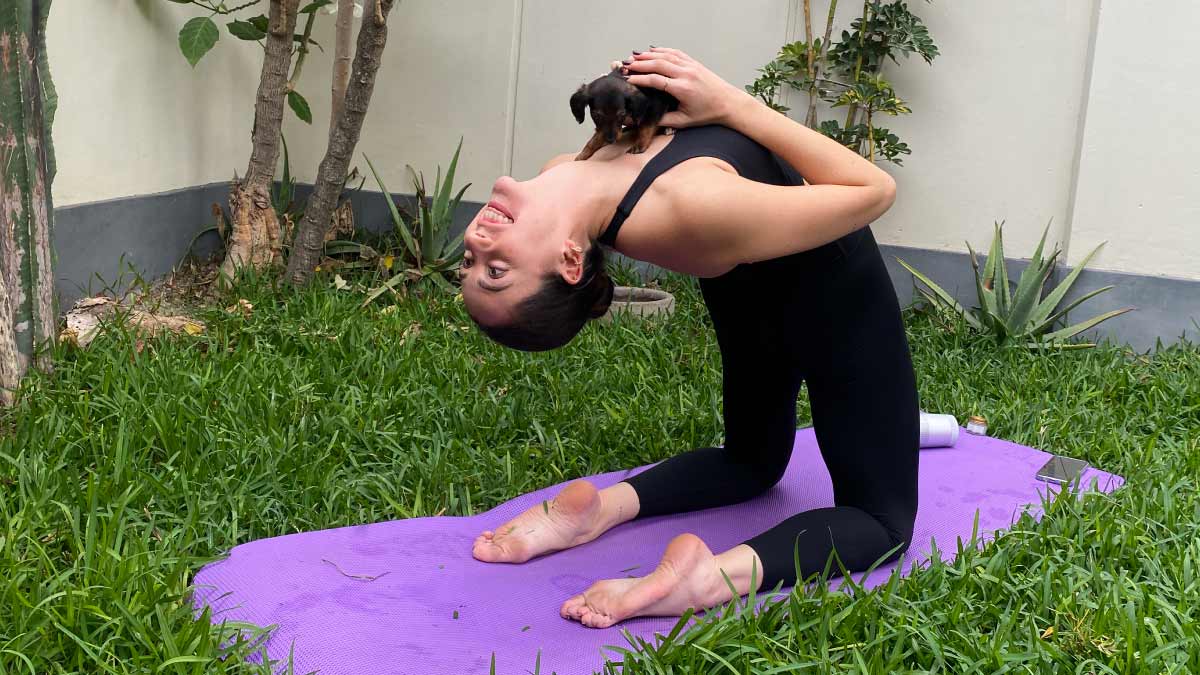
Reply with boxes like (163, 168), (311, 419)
(559, 240), (585, 284)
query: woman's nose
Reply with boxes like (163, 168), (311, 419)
(469, 228), (492, 249)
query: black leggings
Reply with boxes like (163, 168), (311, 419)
(624, 227), (920, 590)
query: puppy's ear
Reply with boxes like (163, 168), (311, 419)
(570, 85), (589, 124)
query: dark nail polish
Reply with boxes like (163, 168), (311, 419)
(622, 59), (631, 65)
(632, 50), (642, 55)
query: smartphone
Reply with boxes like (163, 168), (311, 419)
(1035, 455), (1090, 486)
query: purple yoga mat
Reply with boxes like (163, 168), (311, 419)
(193, 428), (1122, 675)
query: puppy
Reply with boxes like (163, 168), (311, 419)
(570, 67), (678, 161)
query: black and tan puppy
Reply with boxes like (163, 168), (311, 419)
(570, 67), (678, 161)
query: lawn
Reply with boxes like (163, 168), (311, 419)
(1, 269), (1197, 674)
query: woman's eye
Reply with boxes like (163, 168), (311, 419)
(461, 256), (473, 268)
(487, 266), (504, 279)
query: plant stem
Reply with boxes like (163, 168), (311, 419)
(807, 0), (838, 128)
(330, 0), (354, 138)
(190, 0), (261, 14)
(842, 0), (872, 133)
(802, 0), (814, 125)
(287, 8), (318, 92)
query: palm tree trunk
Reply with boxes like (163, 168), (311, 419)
(220, 0), (300, 284)
(287, 0), (397, 285)
(0, 0), (57, 405)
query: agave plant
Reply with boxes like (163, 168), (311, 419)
(898, 223), (1133, 348)
(361, 138), (470, 305)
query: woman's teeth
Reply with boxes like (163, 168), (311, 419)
(483, 206), (513, 223)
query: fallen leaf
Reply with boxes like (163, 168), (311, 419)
(1040, 626), (1055, 639)
(333, 274), (349, 291)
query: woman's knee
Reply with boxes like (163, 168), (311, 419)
(723, 441), (792, 497)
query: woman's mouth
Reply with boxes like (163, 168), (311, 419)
(481, 201), (514, 224)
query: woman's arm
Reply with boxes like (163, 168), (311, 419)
(624, 48), (895, 265)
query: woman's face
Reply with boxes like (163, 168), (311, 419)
(461, 167), (587, 326)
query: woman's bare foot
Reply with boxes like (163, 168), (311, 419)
(473, 480), (616, 564)
(560, 534), (758, 629)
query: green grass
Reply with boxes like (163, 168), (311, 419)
(1, 270), (1197, 674)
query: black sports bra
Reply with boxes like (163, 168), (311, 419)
(597, 124), (805, 248)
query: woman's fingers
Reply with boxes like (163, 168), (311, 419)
(625, 72), (676, 92)
(624, 56), (687, 80)
(649, 46), (693, 63)
(633, 50), (686, 67)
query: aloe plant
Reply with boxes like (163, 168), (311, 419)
(0, 0), (57, 405)
(898, 223), (1132, 348)
(361, 139), (470, 305)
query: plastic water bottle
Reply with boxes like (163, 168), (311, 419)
(919, 412), (960, 448)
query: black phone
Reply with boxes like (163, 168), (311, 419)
(1035, 455), (1089, 486)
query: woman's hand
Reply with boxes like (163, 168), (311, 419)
(620, 47), (753, 129)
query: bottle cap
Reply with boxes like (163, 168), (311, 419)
(968, 415), (987, 425)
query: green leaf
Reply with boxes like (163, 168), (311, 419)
(896, 258), (982, 330)
(433, 139), (465, 234)
(361, 273), (408, 308)
(427, 270), (457, 293)
(365, 155), (420, 262)
(967, 242), (998, 318)
(1039, 308), (1134, 344)
(992, 222), (1010, 315)
(287, 90), (312, 124)
(179, 17), (220, 68)
(300, 0), (335, 13)
(1029, 285), (1118, 336)
(227, 19), (266, 41)
(1005, 223), (1055, 334)
(249, 15), (270, 34)
(1028, 242), (1106, 329)
(281, 133), (293, 196)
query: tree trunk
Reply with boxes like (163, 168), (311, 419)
(0, 0), (57, 406)
(220, 0), (300, 284)
(286, 0), (397, 286)
(330, 0), (354, 138)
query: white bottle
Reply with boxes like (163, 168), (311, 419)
(918, 412), (960, 448)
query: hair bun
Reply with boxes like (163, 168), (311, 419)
(587, 272), (615, 320)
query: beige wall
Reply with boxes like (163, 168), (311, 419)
(48, 1), (1199, 281)
(1067, 1), (1199, 279)
(508, 0), (792, 180)
(867, 2), (1096, 260)
(281, 0), (519, 206)
(48, 0), (262, 206)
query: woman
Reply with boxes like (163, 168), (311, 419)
(463, 48), (919, 629)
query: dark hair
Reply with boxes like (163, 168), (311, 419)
(475, 243), (615, 352)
